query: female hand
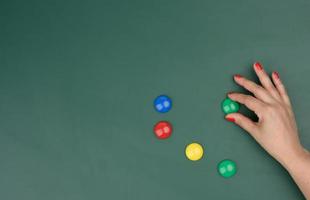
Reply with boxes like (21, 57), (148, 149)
(225, 62), (306, 167)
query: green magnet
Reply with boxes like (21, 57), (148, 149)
(218, 159), (237, 178)
(221, 98), (240, 114)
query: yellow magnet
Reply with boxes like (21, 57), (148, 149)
(185, 143), (204, 161)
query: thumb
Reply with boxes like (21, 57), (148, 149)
(225, 113), (259, 139)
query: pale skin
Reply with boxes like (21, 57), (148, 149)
(225, 62), (310, 199)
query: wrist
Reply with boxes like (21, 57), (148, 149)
(281, 147), (310, 172)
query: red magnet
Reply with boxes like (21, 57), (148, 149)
(153, 121), (173, 139)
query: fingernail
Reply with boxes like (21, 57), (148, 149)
(254, 62), (263, 70)
(234, 74), (242, 79)
(227, 92), (234, 96)
(273, 71), (280, 79)
(225, 117), (235, 122)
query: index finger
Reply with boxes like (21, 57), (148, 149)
(234, 74), (273, 103)
(228, 92), (264, 116)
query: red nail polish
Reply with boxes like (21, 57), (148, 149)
(274, 71), (280, 79)
(227, 92), (234, 96)
(234, 74), (242, 79)
(225, 117), (235, 122)
(254, 62), (263, 70)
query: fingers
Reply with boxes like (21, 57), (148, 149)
(272, 71), (292, 106)
(253, 62), (280, 99)
(233, 74), (273, 102)
(225, 113), (259, 139)
(227, 93), (264, 116)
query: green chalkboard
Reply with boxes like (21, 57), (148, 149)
(1, 0), (310, 199)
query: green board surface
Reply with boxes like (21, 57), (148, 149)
(1, 0), (310, 199)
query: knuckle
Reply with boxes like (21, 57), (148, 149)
(265, 106), (274, 114)
(243, 95), (252, 104)
(244, 95), (256, 106)
(256, 85), (264, 92)
(265, 85), (274, 92)
(245, 82), (253, 90)
(265, 104), (285, 116)
(236, 94), (244, 102)
(250, 84), (260, 93)
(277, 105), (287, 114)
(272, 103), (284, 111)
